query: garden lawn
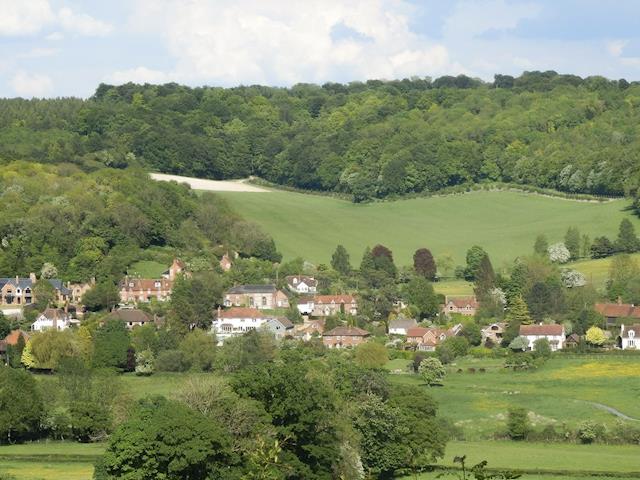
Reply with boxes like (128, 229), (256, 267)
(126, 260), (167, 278)
(390, 356), (640, 441)
(569, 253), (640, 291)
(216, 190), (638, 266)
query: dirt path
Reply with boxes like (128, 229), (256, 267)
(586, 401), (639, 421)
(150, 173), (269, 192)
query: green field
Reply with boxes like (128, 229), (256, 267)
(216, 190), (638, 267)
(390, 356), (640, 441)
(127, 260), (167, 278)
(569, 253), (640, 290)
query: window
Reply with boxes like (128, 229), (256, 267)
(155, 281), (161, 288)
(249, 297), (254, 306)
(262, 296), (267, 306)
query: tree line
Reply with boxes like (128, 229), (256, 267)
(2, 71), (640, 203)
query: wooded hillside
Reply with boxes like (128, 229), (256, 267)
(1, 71), (640, 201)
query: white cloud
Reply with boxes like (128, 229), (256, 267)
(45, 31), (64, 41)
(126, 0), (463, 86)
(107, 66), (172, 84)
(0, 1), (111, 37)
(443, 0), (541, 39)
(0, 0), (54, 35)
(58, 7), (112, 36)
(10, 71), (54, 97)
(16, 47), (59, 59)
(607, 40), (628, 57)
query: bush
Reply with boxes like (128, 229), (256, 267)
(469, 346), (493, 358)
(155, 349), (191, 372)
(135, 349), (155, 376)
(507, 407), (530, 440)
(577, 420), (604, 444)
(418, 357), (446, 386)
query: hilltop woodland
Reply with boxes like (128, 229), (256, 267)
(2, 71), (640, 203)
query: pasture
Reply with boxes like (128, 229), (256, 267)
(215, 189), (638, 267)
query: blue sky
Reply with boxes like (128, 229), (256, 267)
(1, 0), (639, 98)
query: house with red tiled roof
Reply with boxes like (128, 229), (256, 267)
(211, 307), (272, 343)
(406, 324), (463, 351)
(297, 295), (357, 317)
(594, 301), (640, 326)
(323, 326), (370, 348)
(519, 324), (565, 351)
(293, 319), (325, 341)
(119, 258), (186, 304)
(442, 296), (479, 317)
(0, 329), (29, 364)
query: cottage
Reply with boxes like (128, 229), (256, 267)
(388, 316), (418, 335)
(297, 295), (357, 317)
(565, 333), (581, 348)
(481, 322), (506, 345)
(264, 317), (294, 339)
(224, 285), (289, 310)
(406, 324), (462, 351)
(322, 326), (370, 348)
(0, 274), (71, 307)
(293, 319), (325, 341)
(442, 296), (479, 317)
(31, 308), (76, 332)
(212, 307), (272, 343)
(618, 324), (640, 350)
(119, 258), (185, 304)
(105, 309), (153, 330)
(594, 301), (640, 327)
(519, 324), (565, 351)
(285, 275), (318, 294)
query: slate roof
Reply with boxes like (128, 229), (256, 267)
(106, 309), (152, 324)
(0, 278), (70, 295)
(227, 284), (277, 294)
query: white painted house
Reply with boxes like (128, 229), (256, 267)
(285, 275), (317, 294)
(211, 307), (272, 344)
(388, 316), (417, 335)
(31, 308), (76, 332)
(519, 324), (565, 351)
(619, 324), (640, 350)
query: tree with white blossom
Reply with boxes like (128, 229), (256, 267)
(548, 243), (570, 264)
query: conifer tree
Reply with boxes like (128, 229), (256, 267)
(331, 244), (351, 275)
(506, 295), (532, 325)
(413, 248), (437, 280)
(616, 218), (639, 253)
(565, 227), (581, 260)
(533, 234), (548, 256)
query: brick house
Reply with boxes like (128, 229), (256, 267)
(293, 319), (325, 341)
(0, 274), (71, 307)
(118, 258), (185, 304)
(322, 326), (370, 348)
(519, 324), (565, 351)
(442, 296), (479, 317)
(224, 285), (289, 310)
(297, 295), (357, 317)
(406, 324), (463, 351)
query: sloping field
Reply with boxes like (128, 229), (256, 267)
(216, 189), (638, 267)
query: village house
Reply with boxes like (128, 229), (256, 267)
(406, 324), (463, 351)
(388, 316), (417, 335)
(119, 258), (185, 304)
(618, 324), (640, 350)
(105, 309), (154, 330)
(481, 322), (506, 345)
(594, 301), (640, 327)
(31, 308), (77, 332)
(565, 333), (581, 348)
(297, 295), (357, 317)
(264, 317), (294, 340)
(519, 324), (565, 351)
(322, 326), (370, 348)
(293, 319), (325, 341)
(442, 296), (479, 317)
(0, 329), (29, 364)
(0, 274), (71, 307)
(224, 285), (289, 310)
(285, 275), (318, 294)
(211, 307), (272, 343)
(68, 279), (95, 305)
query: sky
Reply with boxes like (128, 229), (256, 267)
(1, 0), (640, 98)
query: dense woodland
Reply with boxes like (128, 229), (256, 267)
(2, 71), (640, 202)
(0, 162), (279, 281)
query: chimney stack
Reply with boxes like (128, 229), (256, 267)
(29, 272), (37, 283)
(618, 296), (623, 305)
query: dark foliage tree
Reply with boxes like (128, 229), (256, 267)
(413, 248), (437, 280)
(403, 277), (439, 318)
(371, 244), (397, 278)
(616, 218), (640, 253)
(564, 227), (581, 260)
(82, 281), (119, 312)
(92, 320), (130, 370)
(464, 246), (488, 280)
(533, 234), (548, 256)
(473, 254), (496, 301)
(590, 236), (615, 258)
(0, 368), (44, 443)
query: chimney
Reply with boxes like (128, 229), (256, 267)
(621, 324), (625, 337)
(15, 275), (19, 283)
(217, 306), (222, 318)
(29, 272), (36, 283)
(618, 296), (623, 305)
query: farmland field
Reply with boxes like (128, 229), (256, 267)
(215, 189), (638, 267)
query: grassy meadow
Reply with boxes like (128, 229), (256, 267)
(215, 189), (638, 267)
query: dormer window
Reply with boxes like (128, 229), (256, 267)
(129, 282), (134, 287)
(630, 330), (636, 339)
(154, 281), (161, 288)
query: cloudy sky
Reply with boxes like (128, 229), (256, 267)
(1, 0), (640, 98)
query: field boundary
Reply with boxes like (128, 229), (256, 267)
(0, 454), (101, 463)
(425, 465), (640, 478)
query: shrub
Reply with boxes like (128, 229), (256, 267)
(532, 338), (552, 359)
(577, 420), (604, 444)
(469, 346), (493, 358)
(135, 349), (155, 376)
(418, 357), (446, 386)
(155, 349), (191, 372)
(507, 407), (530, 440)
